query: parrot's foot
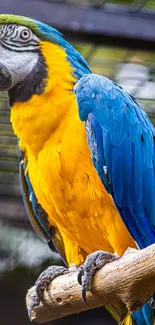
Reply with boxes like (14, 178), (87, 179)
(149, 292), (155, 309)
(77, 250), (119, 303)
(28, 265), (69, 320)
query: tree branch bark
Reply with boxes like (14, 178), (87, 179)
(26, 245), (155, 323)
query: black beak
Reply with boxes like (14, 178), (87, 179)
(0, 63), (12, 91)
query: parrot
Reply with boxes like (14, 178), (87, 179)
(0, 13), (153, 325)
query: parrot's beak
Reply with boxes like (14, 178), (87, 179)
(0, 63), (12, 91)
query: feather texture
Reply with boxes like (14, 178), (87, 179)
(75, 73), (155, 325)
(75, 73), (155, 249)
(1, 14), (149, 324)
(18, 146), (68, 263)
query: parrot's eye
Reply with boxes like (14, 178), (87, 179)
(20, 29), (31, 40)
(0, 24), (40, 51)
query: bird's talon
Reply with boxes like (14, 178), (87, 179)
(78, 250), (119, 304)
(77, 266), (84, 286)
(28, 265), (69, 320)
(28, 294), (40, 321)
(149, 292), (155, 309)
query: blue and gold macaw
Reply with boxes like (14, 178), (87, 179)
(0, 14), (153, 325)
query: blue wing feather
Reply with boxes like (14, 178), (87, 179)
(75, 73), (155, 325)
(75, 73), (155, 249)
(18, 147), (51, 243)
(18, 147), (67, 264)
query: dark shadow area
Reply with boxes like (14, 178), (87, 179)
(0, 265), (117, 325)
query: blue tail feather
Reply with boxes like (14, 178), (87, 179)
(132, 303), (153, 325)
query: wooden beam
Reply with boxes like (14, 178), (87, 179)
(26, 245), (155, 323)
(0, 2), (155, 50)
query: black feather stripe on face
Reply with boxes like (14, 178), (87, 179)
(8, 51), (47, 105)
(0, 24), (40, 52)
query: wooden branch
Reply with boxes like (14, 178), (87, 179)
(26, 245), (155, 323)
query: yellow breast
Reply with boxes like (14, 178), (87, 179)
(10, 40), (136, 266)
(26, 95), (136, 262)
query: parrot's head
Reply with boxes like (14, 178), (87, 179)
(0, 14), (90, 153)
(0, 14), (90, 105)
(0, 17), (41, 92)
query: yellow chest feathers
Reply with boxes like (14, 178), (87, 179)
(26, 120), (135, 256)
(10, 39), (108, 227)
(10, 40), (101, 213)
(10, 40), (76, 154)
(10, 40), (135, 256)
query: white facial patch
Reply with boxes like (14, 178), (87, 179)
(0, 43), (38, 88)
(0, 24), (41, 89)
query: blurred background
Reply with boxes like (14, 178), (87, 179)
(0, 1), (155, 324)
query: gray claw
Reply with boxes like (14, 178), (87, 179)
(77, 267), (84, 286)
(149, 292), (155, 309)
(28, 294), (40, 320)
(77, 250), (119, 304)
(28, 265), (69, 321)
(35, 266), (68, 301)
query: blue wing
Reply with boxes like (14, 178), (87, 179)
(18, 147), (67, 264)
(75, 73), (155, 325)
(75, 74), (155, 250)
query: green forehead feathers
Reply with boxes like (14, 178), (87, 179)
(0, 14), (63, 43)
(0, 14), (90, 78)
(0, 14), (39, 35)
